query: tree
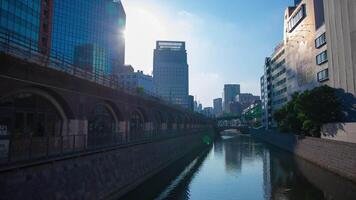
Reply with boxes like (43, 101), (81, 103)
(273, 86), (343, 137)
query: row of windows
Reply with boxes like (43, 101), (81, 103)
(288, 5), (306, 32)
(271, 50), (285, 64)
(273, 97), (288, 106)
(317, 68), (329, 82)
(272, 68), (286, 81)
(1, 0), (41, 15)
(273, 87), (287, 97)
(316, 50), (328, 65)
(273, 78), (287, 88)
(315, 33), (326, 48)
(271, 59), (285, 72)
(0, 9), (40, 33)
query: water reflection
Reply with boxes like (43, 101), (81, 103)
(122, 134), (356, 200)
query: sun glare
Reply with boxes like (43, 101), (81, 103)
(124, 5), (168, 73)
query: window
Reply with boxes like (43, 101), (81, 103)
(316, 51), (328, 65)
(315, 33), (326, 48)
(317, 69), (329, 82)
(288, 5), (306, 32)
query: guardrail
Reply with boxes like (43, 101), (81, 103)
(0, 128), (208, 167)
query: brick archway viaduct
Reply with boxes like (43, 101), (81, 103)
(0, 55), (209, 137)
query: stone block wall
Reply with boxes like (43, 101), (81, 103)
(322, 122), (356, 143)
(0, 132), (212, 200)
(252, 129), (356, 183)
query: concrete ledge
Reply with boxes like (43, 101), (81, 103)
(251, 129), (356, 183)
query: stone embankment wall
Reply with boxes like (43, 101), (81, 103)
(0, 132), (212, 200)
(322, 122), (356, 143)
(251, 129), (356, 183)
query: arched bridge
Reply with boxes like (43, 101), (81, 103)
(0, 52), (211, 165)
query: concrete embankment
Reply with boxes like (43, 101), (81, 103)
(251, 129), (356, 183)
(0, 131), (214, 200)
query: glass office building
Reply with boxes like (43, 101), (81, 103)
(0, 0), (41, 50)
(51, 0), (126, 75)
(153, 41), (189, 108)
(0, 0), (126, 76)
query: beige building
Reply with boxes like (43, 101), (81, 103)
(262, 0), (356, 133)
(284, 0), (356, 96)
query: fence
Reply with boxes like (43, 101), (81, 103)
(0, 129), (207, 167)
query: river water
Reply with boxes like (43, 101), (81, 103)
(122, 133), (356, 200)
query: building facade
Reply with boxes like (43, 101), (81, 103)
(243, 100), (262, 127)
(236, 93), (260, 110)
(0, 0), (126, 76)
(153, 41), (189, 108)
(261, 0), (356, 129)
(213, 98), (223, 117)
(51, 0), (126, 75)
(0, 0), (42, 51)
(223, 84), (240, 113)
(119, 67), (154, 95)
(202, 107), (214, 118)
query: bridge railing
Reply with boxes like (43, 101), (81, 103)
(0, 128), (207, 167)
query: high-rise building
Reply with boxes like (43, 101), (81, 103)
(213, 98), (223, 117)
(153, 41), (189, 108)
(51, 0), (126, 75)
(261, 43), (287, 129)
(223, 84), (240, 113)
(0, 0), (126, 76)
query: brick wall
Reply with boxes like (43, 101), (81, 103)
(0, 132), (212, 199)
(252, 129), (356, 183)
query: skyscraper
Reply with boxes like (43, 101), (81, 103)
(51, 0), (126, 75)
(224, 84), (240, 113)
(153, 41), (189, 108)
(0, 0), (126, 76)
(213, 98), (223, 117)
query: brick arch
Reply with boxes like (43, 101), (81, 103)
(0, 86), (72, 122)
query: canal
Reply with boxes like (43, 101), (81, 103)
(122, 133), (356, 200)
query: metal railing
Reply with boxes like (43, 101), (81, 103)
(0, 128), (208, 167)
(0, 28), (193, 113)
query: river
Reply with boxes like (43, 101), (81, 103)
(122, 132), (356, 200)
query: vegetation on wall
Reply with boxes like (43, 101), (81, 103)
(273, 86), (344, 137)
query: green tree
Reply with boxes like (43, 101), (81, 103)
(273, 86), (343, 137)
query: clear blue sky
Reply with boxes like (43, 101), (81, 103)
(121, 0), (293, 107)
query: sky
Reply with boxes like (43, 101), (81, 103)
(121, 0), (293, 107)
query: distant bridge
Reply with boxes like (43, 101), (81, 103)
(214, 115), (249, 133)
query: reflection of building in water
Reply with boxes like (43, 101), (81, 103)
(262, 149), (272, 200)
(223, 136), (263, 173)
(74, 44), (108, 74)
(224, 139), (242, 173)
(213, 139), (223, 156)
